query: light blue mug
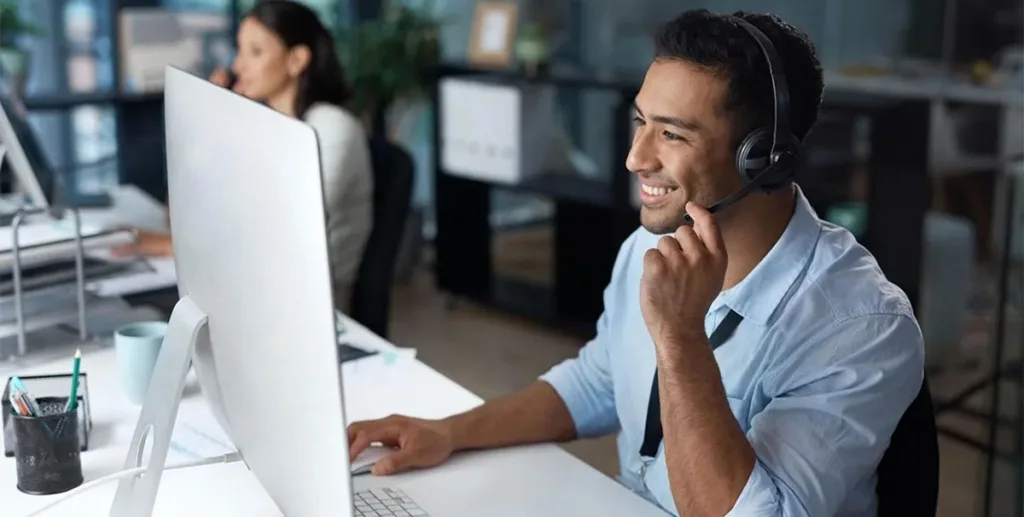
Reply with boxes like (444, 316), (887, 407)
(114, 321), (168, 405)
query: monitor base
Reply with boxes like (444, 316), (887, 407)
(109, 295), (207, 517)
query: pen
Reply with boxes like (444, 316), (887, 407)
(66, 348), (82, 412)
(8, 389), (29, 416)
(10, 377), (40, 416)
(17, 393), (36, 417)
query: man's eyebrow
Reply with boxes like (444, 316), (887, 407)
(633, 102), (703, 133)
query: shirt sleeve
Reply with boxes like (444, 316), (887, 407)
(538, 232), (637, 438)
(726, 313), (925, 517)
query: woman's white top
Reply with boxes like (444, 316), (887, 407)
(302, 102), (373, 305)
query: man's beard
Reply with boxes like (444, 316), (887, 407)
(640, 204), (692, 235)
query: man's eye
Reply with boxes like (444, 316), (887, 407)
(632, 116), (645, 125)
(662, 130), (684, 141)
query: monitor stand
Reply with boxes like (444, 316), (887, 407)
(109, 295), (208, 517)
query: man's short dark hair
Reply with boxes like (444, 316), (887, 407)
(653, 10), (824, 143)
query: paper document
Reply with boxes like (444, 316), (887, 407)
(342, 346), (417, 378)
(0, 221), (106, 252)
(165, 403), (237, 464)
(0, 222), (135, 271)
(87, 257), (177, 297)
(341, 345), (419, 423)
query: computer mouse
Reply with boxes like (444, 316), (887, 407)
(350, 444), (395, 475)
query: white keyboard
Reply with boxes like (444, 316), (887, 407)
(354, 487), (429, 517)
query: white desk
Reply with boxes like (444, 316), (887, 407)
(1, 316), (668, 516)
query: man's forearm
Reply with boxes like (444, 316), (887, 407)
(658, 336), (756, 517)
(443, 381), (576, 452)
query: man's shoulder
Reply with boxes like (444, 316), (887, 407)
(771, 223), (923, 368)
(796, 223), (916, 322)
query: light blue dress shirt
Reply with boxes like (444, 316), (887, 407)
(540, 186), (925, 516)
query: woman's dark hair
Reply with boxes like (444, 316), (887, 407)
(246, 0), (351, 117)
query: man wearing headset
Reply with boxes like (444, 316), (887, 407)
(348, 10), (924, 516)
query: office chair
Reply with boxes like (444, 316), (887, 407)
(876, 376), (940, 517)
(349, 137), (414, 340)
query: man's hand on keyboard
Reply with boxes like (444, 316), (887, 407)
(347, 415), (454, 476)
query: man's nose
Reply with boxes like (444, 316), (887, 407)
(626, 128), (658, 174)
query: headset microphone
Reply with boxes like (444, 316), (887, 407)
(681, 16), (801, 226)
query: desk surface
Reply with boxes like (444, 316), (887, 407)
(0, 316), (666, 516)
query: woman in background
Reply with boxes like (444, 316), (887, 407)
(114, 0), (373, 312)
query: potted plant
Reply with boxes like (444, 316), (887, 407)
(334, 1), (443, 139)
(515, 22), (550, 76)
(0, 1), (44, 99)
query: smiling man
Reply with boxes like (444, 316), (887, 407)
(347, 10), (925, 517)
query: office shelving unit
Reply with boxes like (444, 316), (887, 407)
(20, 0), (373, 205)
(20, 0), (202, 205)
(431, 63), (640, 335)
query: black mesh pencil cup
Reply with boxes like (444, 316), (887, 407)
(12, 397), (84, 495)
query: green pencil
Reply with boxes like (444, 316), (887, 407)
(66, 348), (81, 412)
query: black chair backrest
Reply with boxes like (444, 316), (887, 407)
(876, 376), (939, 516)
(349, 137), (414, 339)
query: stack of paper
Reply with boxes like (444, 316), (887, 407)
(86, 257), (177, 297)
(0, 221), (134, 271)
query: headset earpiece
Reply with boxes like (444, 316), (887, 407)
(735, 127), (774, 181)
(735, 126), (801, 191)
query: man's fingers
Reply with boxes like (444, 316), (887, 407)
(656, 235), (683, 264)
(348, 429), (375, 461)
(371, 447), (417, 476)
(685, 202), (726, 257)
(643, 248), (667, 277)
(347, 423), (401, 460)
(673, 225), (705, 262)
(348, 418), (383, 441)
(347, 422), (363, 443)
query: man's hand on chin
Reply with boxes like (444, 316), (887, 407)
(639, 202), (727, 353)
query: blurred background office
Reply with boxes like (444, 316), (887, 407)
(0, 0), (1020, 516)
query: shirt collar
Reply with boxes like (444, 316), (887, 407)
(712, 185), (822, 325)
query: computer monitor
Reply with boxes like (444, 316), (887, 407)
(109, 67), (352, 516)
(0, 94), (54, 209)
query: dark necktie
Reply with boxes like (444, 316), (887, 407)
(639, 309), (744, 458)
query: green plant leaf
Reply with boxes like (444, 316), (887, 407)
(0, 1), (46, 44)
(334, 0), (443, 117)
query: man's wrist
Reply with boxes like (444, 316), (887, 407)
(439, 414), (466, 451)
(655, 328), (710, 362)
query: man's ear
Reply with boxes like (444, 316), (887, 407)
(287, 45), (312, 78)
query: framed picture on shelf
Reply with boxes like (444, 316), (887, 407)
(468, 2), (518, 68)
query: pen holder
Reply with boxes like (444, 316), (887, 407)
(12, 397), (84, 495)
(3, 374), (92, 457)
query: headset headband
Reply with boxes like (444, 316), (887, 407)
(731, 17), (791, 155)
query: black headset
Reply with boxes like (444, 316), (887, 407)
(683, 16), (801, 224)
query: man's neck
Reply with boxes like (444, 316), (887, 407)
(719, 186), (797, 290)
